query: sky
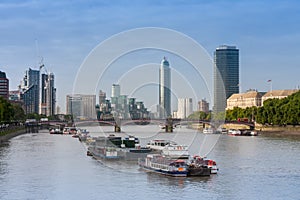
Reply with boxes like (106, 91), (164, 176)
(1, 0), (300, 113)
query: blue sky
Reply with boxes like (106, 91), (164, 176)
(1, 0), (300, 113)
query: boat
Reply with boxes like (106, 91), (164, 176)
(203, 127), (215, 134)
(87, 135), (152, 161)
(228, 129), (241, 136)
(161, 143), (189, 159)
(241, 130), (258, 136)
(146, 140), (176, 151)
(49, 128), (62, 134)
(138, 154), (188, 177)
(63, 127), (77, 135)
(191, 155), (218, 174)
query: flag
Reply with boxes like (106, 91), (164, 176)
(267, 80), (272, 82)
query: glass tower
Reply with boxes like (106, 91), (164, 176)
(214, 45), (239, 113)
(159, 57), (171, 118)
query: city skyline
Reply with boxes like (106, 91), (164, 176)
(1, 1), (300, 113)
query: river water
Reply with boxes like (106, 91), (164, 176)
(0, 125), (299, 200)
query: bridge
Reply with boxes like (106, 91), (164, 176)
(43, 118), (255, 132)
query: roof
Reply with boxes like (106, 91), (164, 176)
(263, 89), (299, 97)
(228, 91), (263, 100)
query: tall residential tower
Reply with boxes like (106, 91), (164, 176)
(214, 45), (239, 113)
(159, 57), (171, 118)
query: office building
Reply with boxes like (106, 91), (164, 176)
(111, 84), (120, 98)
(99, 90), (106, 105)
(0, 71), (9, 99)
(177, 98), (193, 119)
(198, 99), (209, 113)
(41, 73), (56, 116)
(21, 68), (40, 114)
(159, 57), (171, 118)
(66, 94), (96, 120)
(214, 45), (239, 113)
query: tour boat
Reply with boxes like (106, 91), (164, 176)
(203, 128), (215, 134)
(138, 154), (188, 177)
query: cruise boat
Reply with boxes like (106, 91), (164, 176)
(138, 154), (188, 177)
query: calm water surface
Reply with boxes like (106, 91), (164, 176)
(0, 125), (299, 200)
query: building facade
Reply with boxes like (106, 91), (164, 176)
(177, 98), (193, 119)
(111, 84), (120, 98)
(214, 45), (239, 113)
(21, 68), (40, 114)
(66, 94), (96, 120)
(159, 57), (171, 118)
(262, 89), (299, 105)
(41, 73), (56, 116)
(198, 99), (209, 113)
(0, 71), (9, 99)
(226, 90), (264, 110)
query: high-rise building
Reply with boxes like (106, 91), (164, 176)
(66, 94), (96, 119)
(41, 73), (56, 116)
(159, 57), (171, 118)
(0, 71), (9, 99)
(99, 90), (106, 105)
(111, 84), (120, 98)
(177, 98), (193, 119)
(214, 45), (239, 113)
(198, 99), (209, 113)
(21, 68), (40, 114)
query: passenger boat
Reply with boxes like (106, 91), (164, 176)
(138, 154), (188, 177)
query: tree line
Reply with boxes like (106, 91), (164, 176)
(0, 97), (25, 122)
(189, 90), (300, 126)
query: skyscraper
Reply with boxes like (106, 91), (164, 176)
(111, 84), (120, 98)
(214, 45), (239, 113)
(41, 73), (56, 116)
(0, 71), (9, 99)
(159, 57), (171, 118)
(21, 68), (40, 114)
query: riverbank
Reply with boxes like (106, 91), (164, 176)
(0, 128), (26, 143)
(255, 124), (300, 137)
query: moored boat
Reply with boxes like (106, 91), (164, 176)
(228, 129), (241, 136)
(138, 154), (188, 177)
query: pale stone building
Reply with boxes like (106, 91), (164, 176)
(226, 90), (264, 110)
(262, 89), (298, 105)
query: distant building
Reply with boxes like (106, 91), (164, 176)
(9, 90), (21, 101)
(0, 71), (9, 99)
(226, 90), (264, 110)
(262, 89), (299, 105)
(66, 94), (96, 119)
(41, 73), (56, 116)
(21, 68), (40, 114)
(159, 57), (171, 118)
(198, 99), (209, 113)
(214, 45), (239, 113)
(99, 90), (106, 105)
(177, 98), (193, 119)
(111, 84), (120, 98)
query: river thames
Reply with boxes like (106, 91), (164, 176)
(0, 125), (299, 200)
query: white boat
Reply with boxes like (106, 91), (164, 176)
(146, 140), (174, 151)
(203, 128), (215, 134)
(228, 129), (241, 136)
(161, 143), (189, 159)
